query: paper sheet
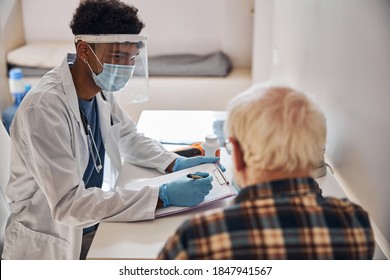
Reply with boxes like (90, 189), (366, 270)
(119, 163), (236, 217)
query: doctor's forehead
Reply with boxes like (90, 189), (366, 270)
(96, 43), (140, 56)
(98, 43), (140, 53)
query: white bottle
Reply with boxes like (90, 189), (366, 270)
(8, 68), (25, 105)
(202, 134), (220, 157)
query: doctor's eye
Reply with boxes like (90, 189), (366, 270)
(111, 52), (138, 64)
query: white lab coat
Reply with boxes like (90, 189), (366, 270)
(2, 55), (178, 259)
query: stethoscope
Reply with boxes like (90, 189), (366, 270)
(79, 91), (113, 173)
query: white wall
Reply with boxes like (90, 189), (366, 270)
(20, 0), (76, 43)
(252, 0), (273, 83)
(21, 0), (253, 68)
(0, 0), (24, 113)
(253, 0), (390, 258)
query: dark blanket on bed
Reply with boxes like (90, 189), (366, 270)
(148, 51), (232, 77)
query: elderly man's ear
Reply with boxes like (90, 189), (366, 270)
(229, 137), (246, 172)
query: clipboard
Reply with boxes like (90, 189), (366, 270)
(117, 163), (236, 217)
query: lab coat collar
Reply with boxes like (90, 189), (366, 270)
(60, 54), (121, 171)
(96, 92), (123, 171)
(60, 53), (91, 156)
(96, 92), (111, 146)
(60, 54), (82, 125)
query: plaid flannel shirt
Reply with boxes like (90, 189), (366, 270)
(158, 177), (374, 259)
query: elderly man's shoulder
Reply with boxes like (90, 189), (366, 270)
(178, 203), (244, 233)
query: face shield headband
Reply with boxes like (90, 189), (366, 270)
(75, 34), (149, 103)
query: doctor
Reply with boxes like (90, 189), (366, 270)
(2, 0), (220, 260)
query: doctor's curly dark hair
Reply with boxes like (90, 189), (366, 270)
(69, 0), (145, 35)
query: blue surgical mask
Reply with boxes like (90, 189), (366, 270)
(86, 45), (135, 92)
(91, 63), (135, 92)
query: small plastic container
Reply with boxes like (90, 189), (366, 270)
(202, 134), (220, 157)
(9, 68), (25, 104)
(2, 69), (29, 133)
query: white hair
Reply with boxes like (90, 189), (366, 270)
(225, 82), (326, 172)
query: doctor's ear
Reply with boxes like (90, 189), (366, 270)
(75, 41), (90, 62)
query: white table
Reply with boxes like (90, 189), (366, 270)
(86, 110), (346, 260)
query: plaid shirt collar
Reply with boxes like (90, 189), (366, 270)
(234, 177), (322, 204)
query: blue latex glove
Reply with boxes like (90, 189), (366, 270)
(159, 172), (213, 207)
(172, 156), (226, 172)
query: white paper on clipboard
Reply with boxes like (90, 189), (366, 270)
(117, 163), (236, 217)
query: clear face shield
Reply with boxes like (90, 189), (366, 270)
(75, 34), (149, 103)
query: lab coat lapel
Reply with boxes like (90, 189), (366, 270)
(96, 93), (111, 144)
(96, 93), (122, 170)
(60, 54), (88, 151)
(61, 55), (82, 126)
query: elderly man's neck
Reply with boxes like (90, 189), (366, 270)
(240, 168), (312, 187)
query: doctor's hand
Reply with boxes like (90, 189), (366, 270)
(172, 156), (226, 172)
(159, 172), (213, 207)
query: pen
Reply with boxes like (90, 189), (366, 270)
(187, 173), (207, 180)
